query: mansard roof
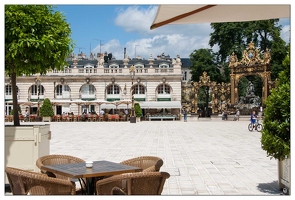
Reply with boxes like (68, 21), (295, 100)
(67, 57), (192, 69)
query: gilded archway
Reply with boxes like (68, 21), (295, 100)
(183, 72), (231, 114)
(229, 42), (272, 106)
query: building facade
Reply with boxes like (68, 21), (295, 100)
(5, 52), (192, 117)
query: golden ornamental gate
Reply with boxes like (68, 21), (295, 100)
(182, 42), (274, 114)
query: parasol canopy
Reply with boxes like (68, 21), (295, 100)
(150, 4), (290, 30)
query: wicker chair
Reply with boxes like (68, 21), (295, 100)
(119, 156), (164, 172)
(96, 172), (170, 195)
(5, 167), (76, 195)
(36, 154), (86, 194)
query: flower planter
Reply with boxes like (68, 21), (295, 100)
(5, 124), (51, 184)
(278, 155), (291, 194)
(42, 116), (51, 122)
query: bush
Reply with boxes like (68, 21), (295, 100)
(260, 48), (290, 161)
(134, 103), (142, 117)
(40, 98), (54, 117)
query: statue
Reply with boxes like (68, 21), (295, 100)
(98, 54), (104, 66)
(229, 52), (238, 67)
(246, 81), (254, 96)
(263, 48), (271, 64)
(129, 65), (135, 73)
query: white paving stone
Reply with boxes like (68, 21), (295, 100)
(6, 119), (283, 195)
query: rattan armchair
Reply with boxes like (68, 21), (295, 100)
(96, 172), (170, 195)
(5, 167), (76, 195)
(119, 156), (164, 172)
(36, 154), (86, 194)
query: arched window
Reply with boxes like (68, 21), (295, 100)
(81, 84), (95, 95)
(133, 84), (145, 94)
(56, 84), (71, 95)
(107, 84), (120, 94)
(158, 84), (170, 94)
(31, 84), (44, 95)
(5, 85), (19, 95)
(159, 64), (169, 68)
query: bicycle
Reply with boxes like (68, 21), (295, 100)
(248, 119), (263, 132)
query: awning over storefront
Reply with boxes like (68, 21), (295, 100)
(140, 101), (182, 109)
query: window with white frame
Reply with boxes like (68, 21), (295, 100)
(56, 85), (70, 95)
(133, 84), (145, 94)
(81, 84), (95, 95)
(107, 84), (120, 94)
(5, 85), (19, 98)
(31, 85), (44, 95)
(182, 70), (187, 81)
(157, 84), (170, 94)
(159, 64), (169, 68)
(109, 64), (119, 68)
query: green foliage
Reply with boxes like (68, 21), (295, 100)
(5, 5), (74, 126)
(189, 48), (224, 83)
(10, 105), (21, 115)
(261, 48), (290, 160)
(40, 98), (54, 117)
(134, 103), (142, 117)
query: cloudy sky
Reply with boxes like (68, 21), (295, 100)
(54, 3), (291, 60)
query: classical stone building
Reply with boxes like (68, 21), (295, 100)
(5, 52), (192, 117)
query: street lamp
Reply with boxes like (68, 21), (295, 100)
(129, 65), (136, 123)
(35, 76), (41, 121)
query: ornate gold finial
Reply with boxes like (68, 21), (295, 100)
(129, 65), (135, 73)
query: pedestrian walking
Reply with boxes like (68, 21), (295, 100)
(182, 108), (187, 122)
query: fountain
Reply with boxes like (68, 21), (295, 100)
(237, 81), (261, 110)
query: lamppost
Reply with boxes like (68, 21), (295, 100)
(35, 76), (41, 122)
(129, 65), (136, 123)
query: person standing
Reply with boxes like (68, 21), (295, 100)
(235, 109), (240, 121)
(25, 108), (29, 122)
(182, 108), (187, 122)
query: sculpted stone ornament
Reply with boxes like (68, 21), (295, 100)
(98, 54), (104, 67)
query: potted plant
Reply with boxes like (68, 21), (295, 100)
(260, 46), (290, 194)
(134, 103), (142, 122)
(5, 5), (73, 182)
(40, 98), (54, 122)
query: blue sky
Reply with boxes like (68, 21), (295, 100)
(2, 1), (291, 61)
(52, 3), (291, 60)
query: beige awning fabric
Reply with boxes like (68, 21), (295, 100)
(150, 4), (290, 30)
(140, 101), (182, 109)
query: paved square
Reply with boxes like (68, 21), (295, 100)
(44, 119), (281, 195)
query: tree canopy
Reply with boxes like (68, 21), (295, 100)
(189, 48), (224, 83)
(260, 45), (290, 160)
(5, 5), (74, 126)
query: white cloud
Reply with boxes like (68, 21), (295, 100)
(95, 6), (290, 60)
(115, 6), (157, 35)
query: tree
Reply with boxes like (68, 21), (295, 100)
(40, 98), (54, 117)
(134, 103), (142, 118)
(189, 48), (224, 83)
(5, 5), (74, 126)
(260, 45), (290, 160)
(209, 19), (288, 80)
(189, 48), (224, 112)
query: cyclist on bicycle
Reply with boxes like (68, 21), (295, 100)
(250, 111), (257, 130)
